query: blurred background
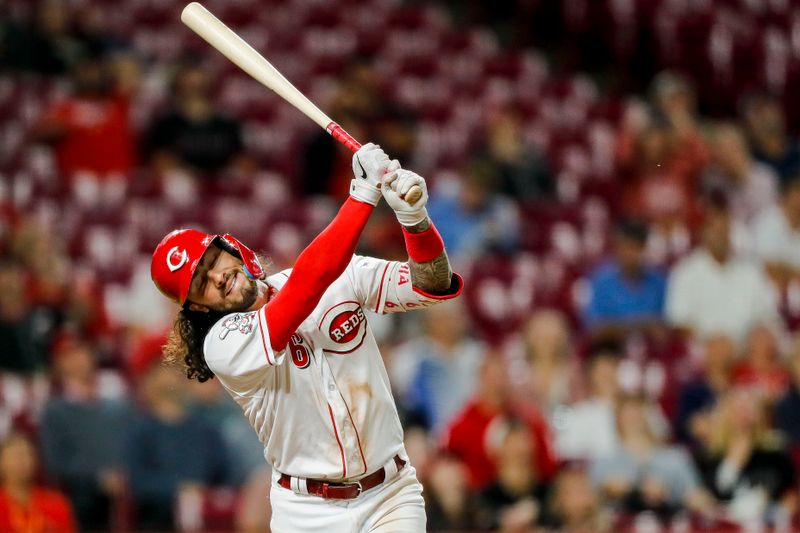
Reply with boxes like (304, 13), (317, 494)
(4, 0), (800, 531)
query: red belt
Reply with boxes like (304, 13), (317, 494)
(278, 455), (406, 500)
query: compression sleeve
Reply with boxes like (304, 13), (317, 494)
(265, 197), (373, 350)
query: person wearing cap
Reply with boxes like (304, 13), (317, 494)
(149, 143), (462, 533)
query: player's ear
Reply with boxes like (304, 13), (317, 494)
(188, 303), (210, 313)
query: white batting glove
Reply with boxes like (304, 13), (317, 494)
(382, 168), (429, 226)
(350, 143), (390, 206)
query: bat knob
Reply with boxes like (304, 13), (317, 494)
(404, 185), (423, 206)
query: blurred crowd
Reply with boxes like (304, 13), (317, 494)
(5, 0), (800, 532)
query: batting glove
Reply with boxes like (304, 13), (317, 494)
(382, 168), (429, 226)
(350, 143), (390, 206)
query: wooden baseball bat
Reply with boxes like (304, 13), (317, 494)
(181, 2), (422, 205)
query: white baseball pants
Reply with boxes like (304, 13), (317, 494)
(269, 463), (426, 533)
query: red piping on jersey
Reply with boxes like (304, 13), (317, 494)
(411, 273), (465, 299)
(342, 397), (368, 475)
(375, 262), (391, 313)
(256, 307), (275, 366)
(327, 403), (347, 479)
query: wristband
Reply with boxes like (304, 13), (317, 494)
(349, 179), (381, 206)
(402, 222), (445, 263)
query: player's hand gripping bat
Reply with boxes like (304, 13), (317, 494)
(181, 2), (422, 205)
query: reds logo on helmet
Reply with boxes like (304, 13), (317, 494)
(167, 246), (189, 272)
(318, 301), (367, 354)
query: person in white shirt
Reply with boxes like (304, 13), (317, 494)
(751, 174), (800, 288)
(553, 343), (620, 461)
(666, 200), (778, 344)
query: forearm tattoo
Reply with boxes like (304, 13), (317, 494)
(405, 218), (453, 294)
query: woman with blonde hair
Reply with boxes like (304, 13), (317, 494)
(696, 388), (796, 526)
(590, 394), (712, 521)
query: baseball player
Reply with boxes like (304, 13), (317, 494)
(150, 143), (462, 533)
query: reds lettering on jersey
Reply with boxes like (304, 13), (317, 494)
(203, 255), (462, 481)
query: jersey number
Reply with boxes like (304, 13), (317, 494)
(289, 334), (311, 369)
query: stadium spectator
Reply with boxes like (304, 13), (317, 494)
(553, 341), (621, 460)
(649, 72), (706, 164)
(695, 388), (797, 527)
(665, 200), (778, 345)
(703, 122), (778, 227)
(517, 309), (580, 414)
(0, 432), (76, 533)
(618, 119), (696, 232)
(740, 93), (800, 182)
(30, 53), (136, 198)
(300, 62), (377, 197)
(125, 353), (231, 531)
(675, 334), (736, 447)
(752, 173), (800, 289)
(185, 379), (264, 487)
(0, 261), (50, 374)
(426, 160), (521, 261)
(773, 335), (800, 446)
(391, 300), (484, 435)
(15, 0), (83, 75)
(443, 355), (557, 491)
(731, 324), (790, 403)
(479, 421), (548, 532)
(144, 62), (249, 178)
(539, 465), (610, 532)
(39, 334), (128, 532)
(478, 107), (555, 202)
(590, 394), (711, 520)
(616, 73), (708, 232)
(583, 219), (667, 336)
(39, 334), (126, 524)
(423, 455), (491, 531)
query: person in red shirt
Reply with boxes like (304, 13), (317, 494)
(442, 354), (557, 491)
(732, 323), (790, 403)
(0, 432), (76, 533)
(30, 54), (136, 204)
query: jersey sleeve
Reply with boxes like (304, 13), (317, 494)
(203, 307), (286, 392)
(347, 255), (463, 315)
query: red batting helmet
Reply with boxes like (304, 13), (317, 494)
(150, 229), (265, 304)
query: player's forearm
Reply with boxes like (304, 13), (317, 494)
(405, 217), (453, 294)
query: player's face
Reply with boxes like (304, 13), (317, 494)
(187, 245), (258, 313)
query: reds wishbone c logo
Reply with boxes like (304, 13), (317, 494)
(166, 246), (189, 272)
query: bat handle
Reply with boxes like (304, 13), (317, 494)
(326, 122), (361, 153)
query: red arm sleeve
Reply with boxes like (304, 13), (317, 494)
(265, 197), (373, 350)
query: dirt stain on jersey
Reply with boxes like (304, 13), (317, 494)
(348, 382), (372, 400)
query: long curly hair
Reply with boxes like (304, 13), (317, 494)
(163, 307), (226, 382)
(161, 249), (270, 382)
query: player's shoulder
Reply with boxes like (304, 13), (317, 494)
(204, 309), (262, 362)
(265, 268), (292, 290)
(348, 254), (395, 275)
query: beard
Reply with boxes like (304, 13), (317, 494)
(210, 272), (260, 313)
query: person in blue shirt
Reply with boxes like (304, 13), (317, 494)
(583, 219), (667, 336)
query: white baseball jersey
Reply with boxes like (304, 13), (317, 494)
(203, 255), (462, 481)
